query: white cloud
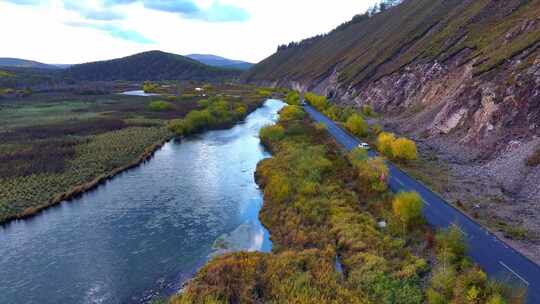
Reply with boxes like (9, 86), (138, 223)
(0, 0), (380, 64)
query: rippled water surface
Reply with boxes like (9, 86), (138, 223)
(0, 99), (285, 304)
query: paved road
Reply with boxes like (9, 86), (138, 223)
(304, 104), (540, 303)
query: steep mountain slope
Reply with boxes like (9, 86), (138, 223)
(0, 58), (61, 69)
(65, 51), (241, 81)
(245, 0), (540, 263)
(187, 54), (254, 70)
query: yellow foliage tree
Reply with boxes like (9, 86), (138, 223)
(305, 92), (328, 111)
(345, 114), (368, 137)
(391, 137), (417, 162)
(376, 132), (396, 157)
(279, 105), (305, 122)
(267, 174), (290, 202)
(392, 191), (423, 230)
(286, 91), (300, 105)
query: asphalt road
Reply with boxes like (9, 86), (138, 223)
(304, 104), (540, 303)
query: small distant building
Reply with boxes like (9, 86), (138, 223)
(195, 87), (203, 92)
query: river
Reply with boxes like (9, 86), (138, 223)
(0, 99), (285, 304)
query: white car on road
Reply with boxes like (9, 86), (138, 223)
(358, 142), (370, 149)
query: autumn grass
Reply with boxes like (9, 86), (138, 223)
(174, 111), (427, 303)
(172, 105), (520, 304)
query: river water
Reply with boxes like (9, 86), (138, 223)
(0, 99), (285, 304)
(120, 90), (160, 97)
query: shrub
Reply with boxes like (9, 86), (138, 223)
(142, 81), (160, 93)
(361, 105), (376, 117)
(305, 92), (328, 111)
(377, 132), (396, 157)
(148, 100), (173, 111)
(202, 84), (213, 91)
(286, 91), (300, 105)
(429, 266), (458, 300)
(435, 225), (466, 264)
(354, 157), (389, 194)
(266, 174), (290, 202)
(184, 109), (213, 132)
(260, 125), (285, 143)
(165, 95), (178, 102)
(323, 105), (339, 121)
(324, 105), (356, 122)
(234, 104), (247, 118)
(347, 147), (369, 166)
(315, 122), (327, 132)
(392, 191), (424, 230)
(279, 105), (305, 121)
(345, 114), (369, 137)
(167, 119), (186, 135)
(391, 138), (418, 162)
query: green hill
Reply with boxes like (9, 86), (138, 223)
(244, 0), (540, 86)
(0, 58), (61, 70)
(65, 50), (241, 81)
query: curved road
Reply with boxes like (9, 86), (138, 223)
(304, 104), (539, 303)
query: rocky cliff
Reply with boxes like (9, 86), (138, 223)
(244, 0), (540, 262)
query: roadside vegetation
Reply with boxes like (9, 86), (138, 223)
(171, 105), (519, 304)
(0, 83), (273, 223)
(377, 132), (418, 163)
(285, 90), (300, 105)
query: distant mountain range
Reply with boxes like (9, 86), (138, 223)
(187, 54), (254, 71)
(64, 51), (241, 81)
(0, 51), (249, 86)
(0, 58), (67, 69)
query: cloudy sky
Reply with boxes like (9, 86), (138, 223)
(0, 0), (380, 64)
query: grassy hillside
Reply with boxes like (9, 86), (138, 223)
(65, 51), (242, 81)
(244, 0), (540, 86)
(0, 58), (60, 69)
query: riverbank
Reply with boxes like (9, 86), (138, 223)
(0, 83), (274, 225)
(2, 135), (173, 225)
(171, 105), (520, 303)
